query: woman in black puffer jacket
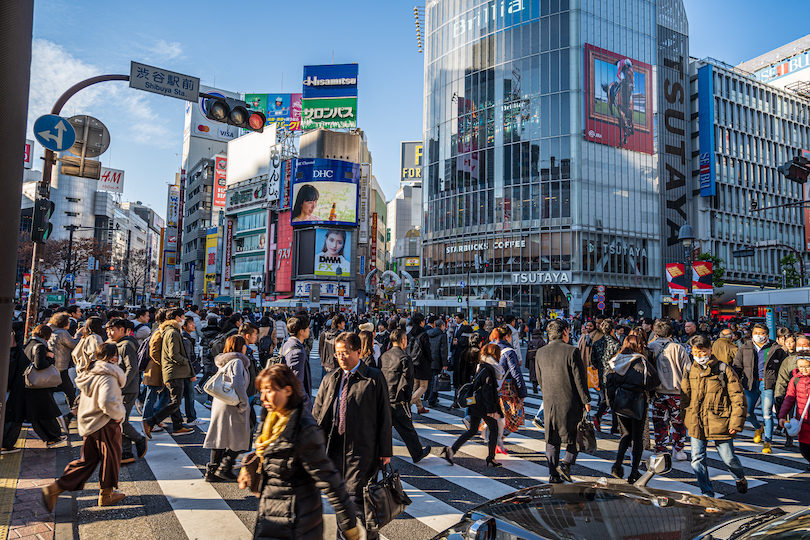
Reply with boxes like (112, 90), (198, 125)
(241, 364), (361, 540)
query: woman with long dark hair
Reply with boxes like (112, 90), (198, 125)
(292, 184), (320, 222)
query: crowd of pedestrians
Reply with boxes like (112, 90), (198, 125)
(4, 303), (810, 537)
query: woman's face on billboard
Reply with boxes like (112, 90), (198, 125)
(302, 199), (317, 217)
(325, 233), (344, 256)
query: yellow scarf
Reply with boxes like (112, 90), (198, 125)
(255, 410), (292, 457)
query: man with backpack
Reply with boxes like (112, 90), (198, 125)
(132, 308), (151, 347)
(407, 313), (434, 414)
(319, 314), (345, 378)
(649, 320), (691, 461)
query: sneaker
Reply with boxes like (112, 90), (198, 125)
(194, 385), (203, 395)
(46, 436), (67, 448)
(57, 415), (69, 435)
(462, 416), (471, 430)
(548, 475), (564, 484)
(417, 407), (430, 414)
(203, 400), (212, 410)
(151, 424), (165, 433)
(556, 463), (573, 483)
(762, 442), (772, 454)
(185, 418), (205, 426)
(121, 455), (136, 465)
(172, 427), (194, 436)
(736, 478), (748, 494)
(134, 400), (144, 415)
(1, 447), (21, 455)
(753, 427), (763, 444)
(673, 449), (689, 461)
(532, 418), (544, 430)
(593, 417), (601, 433)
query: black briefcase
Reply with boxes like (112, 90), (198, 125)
(363, 463), (412, 535)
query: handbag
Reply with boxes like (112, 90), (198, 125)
(363, 463), (411, 535)
(203, 359), (240, 406)
(612, 386), (645, 420)
(577, 411), (597, 453)
(586, 365), (600, 390)
(434, 371), (451, 392)
(23, 362), (61, 389)
(785, 392), (810, 437)
(239, 451), (263, 494)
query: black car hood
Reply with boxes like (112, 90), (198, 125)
(433, 482), (764, 540)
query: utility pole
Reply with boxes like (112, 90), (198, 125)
(64, 225), (75, 306)
(1, 0), (34, 437)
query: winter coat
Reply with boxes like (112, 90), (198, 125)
(427, 326), (449, 370)
(114, 336), (140, 396)
(577, 330), (603, 371)
(201, 326), (221, 374)
(282, 337), (311, 409)
(649, 337), (691, 395)
(254, 405), (358, 540)
(74, 360), (126, 437)
(592, 334), (621, 384)
(9, 339), (62, 424)
(72, 333), (103, 374)
(380, 346), (413, 404)
(161, 320), (193, 382)
(534, 340), (590, 447)
(497, 339), (527, 399)
(711, 337), (738, 365)
(47, 326), (77, 371)
(133, 322), (152, 347)
(776, 354), (800, 400)
(732, 339), (788, 392)
(778, 371), (810, 445)
(468, 357), (504, 418)
(275, 319), (289, 342)
(407, 325), (433, 381)
(203, 352), (251, 452)
(142, 329), (163, 387)
(681, 356), (746, 441)
(318, 327), (341, 370)
(450, 325), (473, 372)
(525, 329), (546, 384)
(312, 361), (392, 501)
(605, 353), (661, 411)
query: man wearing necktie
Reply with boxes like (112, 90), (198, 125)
(313, 331), (392, 539)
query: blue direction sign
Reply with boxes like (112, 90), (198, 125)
(64, 273), (75, 283)
(34, 115), (76, 152)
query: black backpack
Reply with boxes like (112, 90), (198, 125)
(406, 332), (425, 366)
(137, 332), (153, 372)
(320, 330), (339, 369)
(266, 340), (303, 369)
(258, 334), (275, 363)
(208, 329), (236, 362)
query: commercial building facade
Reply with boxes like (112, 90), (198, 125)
(420, 0), (691, 318)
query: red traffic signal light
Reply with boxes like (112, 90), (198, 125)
(203, 96), (265, 133)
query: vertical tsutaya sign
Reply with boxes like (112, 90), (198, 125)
(698, 64), (716, 197)
(223, 219), (233, 290)
(657, 23), (690, 262)
(98, 167), (125, 193)
(359, 164), (370, 243)
(214, 155), (227, 208)
(400, 141), (423, 183)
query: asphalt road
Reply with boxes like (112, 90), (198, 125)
(61, 339), (810, 540)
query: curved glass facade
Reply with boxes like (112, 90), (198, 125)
(422, 0), (689, 318)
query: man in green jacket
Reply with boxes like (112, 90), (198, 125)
(143, 308), (194, 438)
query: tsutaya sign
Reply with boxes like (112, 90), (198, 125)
(446, 238), (526, 254)
(512, 271), (572, 284)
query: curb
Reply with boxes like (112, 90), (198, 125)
(54, 428), (78, 540)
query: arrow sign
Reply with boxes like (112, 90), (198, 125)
(64, 273), (75, 283)
(34, 115), (77, 152)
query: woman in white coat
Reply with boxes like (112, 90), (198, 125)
(203, 335), (251, 482)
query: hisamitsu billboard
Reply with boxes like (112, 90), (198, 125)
(302, 64), (358, 99)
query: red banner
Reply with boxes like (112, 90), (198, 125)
(692, 261), (713, 294)
(665, 263), (686, 292)
(275, 211), (293, 293)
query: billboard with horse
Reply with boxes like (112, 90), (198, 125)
(584, 44), (653, 155)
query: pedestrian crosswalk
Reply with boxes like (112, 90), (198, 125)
(118, 341), (808, 540)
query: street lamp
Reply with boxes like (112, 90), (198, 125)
(678, 223), (695, 321)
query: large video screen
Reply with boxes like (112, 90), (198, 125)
(291, 158), (359, 227)
(584, 44), (653, 154)
(314, 229), (352, 277)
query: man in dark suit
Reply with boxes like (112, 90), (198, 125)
(535, 319), (590, 483)
(313, 331), (392, 539)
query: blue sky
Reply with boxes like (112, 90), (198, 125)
(27, 0), (810, 219)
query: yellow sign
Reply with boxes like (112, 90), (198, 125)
(405, 257), (420, 267)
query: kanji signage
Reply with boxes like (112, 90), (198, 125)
(129, 61), (200, 102)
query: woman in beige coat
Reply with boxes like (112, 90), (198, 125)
(42, 343), (127, 511)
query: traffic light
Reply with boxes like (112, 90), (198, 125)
(203, 96), (266, 133)
(32, 198), (55, 243)
(777, 155), (810, 184)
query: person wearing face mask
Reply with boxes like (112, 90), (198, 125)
(681, 335), (748, 498)
(775, 334), (808, 448)
(42, 343), (127, 511)
(733, 323), (788, 454)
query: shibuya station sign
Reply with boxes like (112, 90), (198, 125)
(512, 271), (572, 284)
(445, 238), (526, 254)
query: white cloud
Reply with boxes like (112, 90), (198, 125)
(114, 91), (173, 147)
(147, 39), (184, 62)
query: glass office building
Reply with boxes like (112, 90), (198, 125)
(420, 0), (691, 318)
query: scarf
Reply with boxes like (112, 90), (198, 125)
(255, 409), (292, 458)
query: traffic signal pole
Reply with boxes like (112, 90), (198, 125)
(24, 74), (129, 338)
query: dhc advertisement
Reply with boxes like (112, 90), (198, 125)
(291, 158), (360, 227)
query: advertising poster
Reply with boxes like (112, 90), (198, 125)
(214, 155), (227, 208)
(244, 93), (303, 131)
(98, 167), (125, 193)
(24, 139), (33, 169)
(301, 96), (357, 130)
(291, 158), (359, 226)
(302, 64), (358, 99)
(167, 185), (180, 228)
(205, 227), (218, 276)
(400, 141), (423, 183)
(275, 211), (293, 292)
(665, 263), (687, 293)
(223, 219), (233, 289)
(184, 85), (241, 142)
(692, 261), (713, 294)
(584, 44), (653, 154)
(314, 229), (352, 277)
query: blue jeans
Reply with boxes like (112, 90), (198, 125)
(690, 437), (746, 497)
(744, 380), (774, 442)
(143, 384), (169, 420)
(183, 378), (197, 422)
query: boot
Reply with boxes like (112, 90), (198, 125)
(450, 390), (460, 409)
(785, 435), (794, 449)
(204, 462), (222, 482)
(215, 455), (237, 482)
(98, 487), (126, 506)
(41, 482), (64, 513)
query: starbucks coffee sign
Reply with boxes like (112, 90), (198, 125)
(512, 271), (572, 284)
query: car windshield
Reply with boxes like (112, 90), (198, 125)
(733, 506), (810, 539)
